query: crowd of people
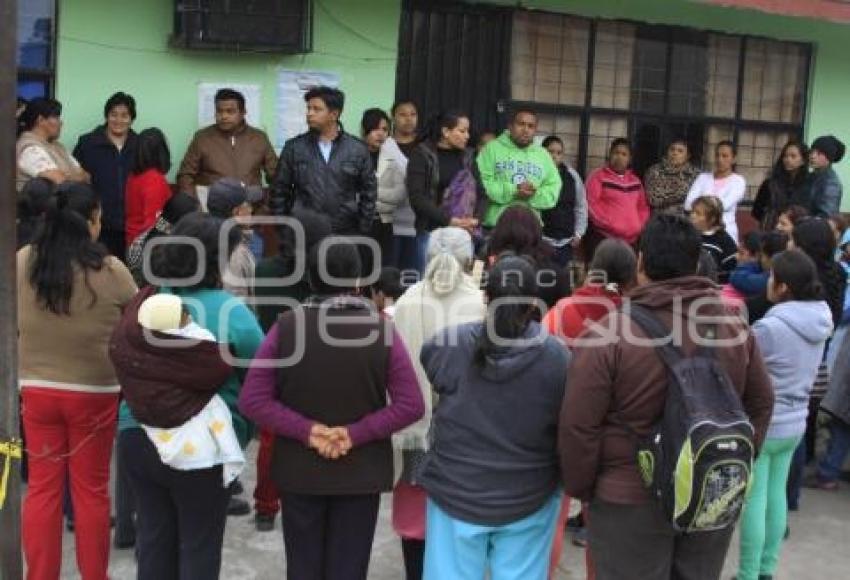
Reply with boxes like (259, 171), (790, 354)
(12, 83), (850, 580)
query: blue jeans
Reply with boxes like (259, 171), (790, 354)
(423, 494), (560, 580)
(391, 234), (419, 273)
(818, 419), (850, 482)
(415, 231), (430, 275)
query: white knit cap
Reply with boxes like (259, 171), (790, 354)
(137, 294), (182, 331)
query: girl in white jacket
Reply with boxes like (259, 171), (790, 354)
(685, 140), (747, 243)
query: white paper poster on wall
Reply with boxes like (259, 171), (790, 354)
(275, 69), (341, 149)
(197, 82), (262, 129)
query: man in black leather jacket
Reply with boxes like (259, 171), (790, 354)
(270, 86), (377, 236)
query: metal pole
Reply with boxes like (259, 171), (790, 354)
(0, 0), (23, 578)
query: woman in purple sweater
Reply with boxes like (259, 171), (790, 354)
(239, 238), (424, 580)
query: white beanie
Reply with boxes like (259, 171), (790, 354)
(138, 294), (182, 332)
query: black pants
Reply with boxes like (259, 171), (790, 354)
(122, 428), (231, 580)
(589, 499), (734, 580)
(280, 492), (380, 580)
(401, 538), (425, 580)
(115, 429), (137, 545)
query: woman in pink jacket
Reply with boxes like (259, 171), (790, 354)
(583, 138), (649, 261)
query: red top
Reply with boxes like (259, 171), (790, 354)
(125, 169), (172, 245)
(586, 166), (649, 245)
(543, 284), (624, 345)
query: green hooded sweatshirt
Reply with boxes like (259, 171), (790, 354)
(477, 131), (562, 227)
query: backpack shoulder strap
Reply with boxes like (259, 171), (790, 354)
(624, 303), (684, 371)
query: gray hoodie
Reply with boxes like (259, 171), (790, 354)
(753, 300), (833, 440)
(416, 321), (569, 526)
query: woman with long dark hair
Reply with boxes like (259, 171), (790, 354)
(417, 255), (569, 579)
(406, 110), (479, 271)
(751, 141), (813, 231)
(18, 182), (137, 579)
(737, 250), (832, 580)
(125, 127), (173, 246)
(115, 212), (263, 579)
(487, 205), (571, 308)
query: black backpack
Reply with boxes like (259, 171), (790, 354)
(627, 304), (755, 533)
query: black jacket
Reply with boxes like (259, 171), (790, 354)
(542, 164), (578, 239)
(406, 142), (479, 233)
(270, 129), (376, 235)
(751, 170), (813, 230)
(73, 126), (138, 231)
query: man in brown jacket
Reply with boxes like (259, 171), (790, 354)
(559, 214), (774, 580)
(177, 88), (277, 194)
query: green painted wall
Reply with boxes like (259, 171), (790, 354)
(56, 0), (401, 178)
(56, 0), (850, 204)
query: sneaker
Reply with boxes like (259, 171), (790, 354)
(227, 497), (251, 517)
(571, 526), (588, 548)
(231, 479), (245, 495)
(255, 513), (276, 532)
(803, 475), (839, 491)
(566, 513), (584, 531)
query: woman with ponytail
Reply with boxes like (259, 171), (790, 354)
(736, 249), (832, 580)
(406, 111), (480, 272)
(416, 255), (570, 580)
(390, 226), (486, 579)
(17, 182), (137, 579)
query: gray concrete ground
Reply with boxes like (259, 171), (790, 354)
(56, 441), (850, 579)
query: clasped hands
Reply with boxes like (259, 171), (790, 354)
(308, 423), (352, 460)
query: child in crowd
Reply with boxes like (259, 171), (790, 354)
(125, 128), (172, 247)
(685, 140), (746, 243)
(584, 138), (649, 260)
(743, 231), (790, 324)
(775, 205), (809, 236)
(364, 266), (404, 316)
(541, 135), (588, 267)
(112, 290), (245, 485)
(690, 195), (738, 282)
(417, 255), (570, 580)
(809, 135), (845, 217)
(737, 249), (832, 580)
(730, 232), (767, 297)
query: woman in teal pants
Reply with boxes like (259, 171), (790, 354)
(737, 249), (833, 580)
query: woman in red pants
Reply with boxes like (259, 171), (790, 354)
(543, 239), (636, 579)
(17, 182), (137, 579)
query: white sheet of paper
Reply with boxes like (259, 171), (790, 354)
(275, 69), (341, 149)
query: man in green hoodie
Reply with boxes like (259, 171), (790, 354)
(477, 109), (562, 228)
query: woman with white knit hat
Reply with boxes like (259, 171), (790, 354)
(390, 226), (486, 579)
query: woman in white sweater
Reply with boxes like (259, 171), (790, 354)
(390, 226), (486, 580)
(685, 140), (747, 243)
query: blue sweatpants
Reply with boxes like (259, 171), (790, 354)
(423, 494), (560, 580)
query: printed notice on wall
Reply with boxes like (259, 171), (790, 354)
(198, 82), (262, 129)
(276, 69), (341, 149)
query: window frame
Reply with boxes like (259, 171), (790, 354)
(503, 12), (813, 200)
(16, 0), (58, 99)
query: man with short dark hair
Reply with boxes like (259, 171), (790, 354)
(270, 86), (377, 236)
(177, 88), (277, 195)
(476, 108), (561, 228)
(559, 215), (774, 580)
